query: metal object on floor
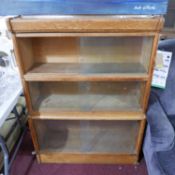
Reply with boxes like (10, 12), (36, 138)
(0, 100), (27, 175)
(0, 136), (9, 175)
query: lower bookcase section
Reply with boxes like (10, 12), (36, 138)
(30, 119), (143, 163)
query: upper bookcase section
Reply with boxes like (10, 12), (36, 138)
(8, 16), (164, 34)
(0, 0), (168, 15)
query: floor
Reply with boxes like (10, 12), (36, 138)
(10, 131), (148, 175)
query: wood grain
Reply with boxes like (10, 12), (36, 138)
(29, 112), (145, 120)
(39, 152), (138, 164)
(9, 16), (164, 33)
(24, 63), (148, 82)
(24, 73), (148, 82)
(15, 32), (157, 37)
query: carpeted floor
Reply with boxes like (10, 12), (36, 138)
(10, 131), (148, 175)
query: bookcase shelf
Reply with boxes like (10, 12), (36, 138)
(24, 63), (148, 81)
(9, 16), (163, 164)
(30, 112), (145, 120)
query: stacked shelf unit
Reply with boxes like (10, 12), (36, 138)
(8, 16), (163, 164)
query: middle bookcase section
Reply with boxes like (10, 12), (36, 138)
(28, 81), (145, 113)
(17, 36), (153, 81)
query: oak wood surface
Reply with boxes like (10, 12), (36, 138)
(15, 32), (157, 38)
(39, 152), (138, 164)
(24, 63), (148, 82)
(8, 16), (164, 33)
(24, 73), (148, 82)
(29, 112), (145, 120)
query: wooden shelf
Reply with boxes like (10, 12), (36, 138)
(24, 63), (148, 81)
(30, 111), (145, 120)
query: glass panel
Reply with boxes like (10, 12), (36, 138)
(18, 36), (153, 74)
(34, 120), (139, 154)
(28, 81), (144, 112)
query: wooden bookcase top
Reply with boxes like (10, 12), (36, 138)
(8, 16), (164, 33)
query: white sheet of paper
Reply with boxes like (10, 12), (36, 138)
(152, 50), (172, 89)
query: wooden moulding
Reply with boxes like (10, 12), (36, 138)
(29, 112), (145, 120)
(39, 152), (138, 164)
(15, 32), (157, 37)
(8, 16), (164, 33)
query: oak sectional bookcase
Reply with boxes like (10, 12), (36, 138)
(8, 16), (163, 164)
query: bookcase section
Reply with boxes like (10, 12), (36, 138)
(33, 119), (140, 154)
(16, 36), (153, 77)
(28, 81), (144, 113)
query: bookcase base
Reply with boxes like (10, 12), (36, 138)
(38, 152), (138, 164)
